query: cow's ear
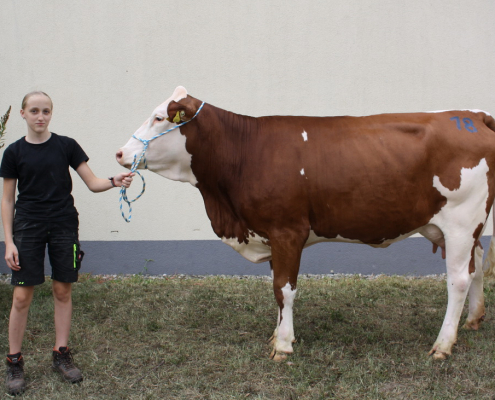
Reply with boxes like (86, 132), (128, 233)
(167, 99), (196, 124)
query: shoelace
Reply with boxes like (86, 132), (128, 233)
(8, 362), (23, 378)
(57, 351), (75, 369)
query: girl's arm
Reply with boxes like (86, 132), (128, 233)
(76, 161), (133, 193)
(2, 178), (20, 270)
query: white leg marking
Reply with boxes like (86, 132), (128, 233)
(302, 131), (308, 141)
(431, 261), (473, 358)
(273, 283), (297, 353)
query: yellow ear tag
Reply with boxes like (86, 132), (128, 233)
(173, 111), (181, 123)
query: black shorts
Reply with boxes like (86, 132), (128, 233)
(11, 218), (84, 286)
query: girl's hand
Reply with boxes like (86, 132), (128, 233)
(113, 172), (134, 188)
(5, 243), (20, 271)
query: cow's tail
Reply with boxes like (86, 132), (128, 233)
(482, 112), (495, 277)
(483, 206), (495, 277)
(483, 112), (495, 133)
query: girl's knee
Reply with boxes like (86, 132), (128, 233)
(52, 281), (72, 302)
(12, 287), (34, 310)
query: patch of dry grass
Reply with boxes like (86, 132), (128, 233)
(1, 274), (495, 399)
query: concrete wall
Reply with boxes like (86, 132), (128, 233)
(1, 1), (494, 275)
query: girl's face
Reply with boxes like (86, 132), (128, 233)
(20, 94), (52, 135)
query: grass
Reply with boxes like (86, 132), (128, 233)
(1, 273), (495, 399)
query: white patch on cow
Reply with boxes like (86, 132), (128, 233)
(426, 110), (452, 114)
(222, 232), (271, 263)
(300, 168), (305, 176)
(274, 283), (297, 353)
(428, 158), (489, 235)
(468, 109), (492, 116)
(146, 127), (198, 185)
(302, 131), (308, 141)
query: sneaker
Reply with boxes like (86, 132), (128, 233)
(5, 353), (26, 396)
(52, 347), (83, 383)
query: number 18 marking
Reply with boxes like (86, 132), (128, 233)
(450, 116), (478, 133)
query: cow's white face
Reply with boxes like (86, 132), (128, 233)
(116, 86), (198, 186)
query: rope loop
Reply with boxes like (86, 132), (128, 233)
(119, 170), (146, 222)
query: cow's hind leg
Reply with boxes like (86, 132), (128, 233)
(267, 231), (306, 361)
(429, 236), (476, 360)
(464, 244), (485, 330)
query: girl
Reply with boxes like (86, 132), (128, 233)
(1, 91), (133, 395)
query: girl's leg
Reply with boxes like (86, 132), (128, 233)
(9, 286), (35, 354)
(51, 280), (82, 383)
(52, 280), (72, 348)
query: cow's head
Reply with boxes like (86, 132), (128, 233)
(116, 86), (198, 185)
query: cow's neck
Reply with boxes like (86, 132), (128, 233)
(183, 103), (257, 240)
(184, 104), (256, 183)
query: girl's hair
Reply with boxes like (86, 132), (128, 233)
(21, 91), (53, 110)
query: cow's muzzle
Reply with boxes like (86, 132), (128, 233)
(116, 150), (130, 168)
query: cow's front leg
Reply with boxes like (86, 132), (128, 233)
(267, 231), (306, 362)
(429, 237), (475, 359)
(269, 280), (297, 361)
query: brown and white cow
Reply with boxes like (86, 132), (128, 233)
(117, 86), (495, 360)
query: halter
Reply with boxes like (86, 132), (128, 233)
(119, 102), (205, 222)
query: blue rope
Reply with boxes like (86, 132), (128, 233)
(120, 102), (205, 222)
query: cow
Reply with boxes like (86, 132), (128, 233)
(116, 86), (495, 361)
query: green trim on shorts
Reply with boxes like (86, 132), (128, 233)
(73, 244), (77, 270)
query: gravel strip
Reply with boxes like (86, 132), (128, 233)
(0, 272), (448, 285)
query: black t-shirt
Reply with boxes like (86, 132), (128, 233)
(0, 133), (89, 221)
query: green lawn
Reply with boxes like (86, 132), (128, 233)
(1, 273), (494, 399)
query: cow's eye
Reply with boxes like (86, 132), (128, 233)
(155, 116), (164, 122)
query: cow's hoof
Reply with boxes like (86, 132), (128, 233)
(432, 352), (448, 360)
(270, 349), (287, 362)
(463, 314), (485, 331)
(428, 349), (449, 360)
(463, 321), (480, 331)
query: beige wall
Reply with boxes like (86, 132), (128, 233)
(1, 0), (494, 242)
